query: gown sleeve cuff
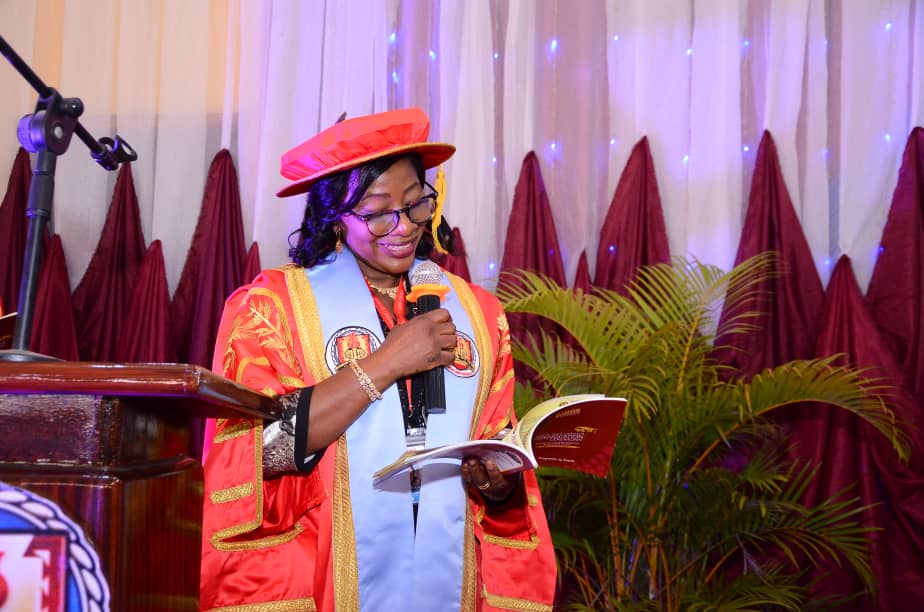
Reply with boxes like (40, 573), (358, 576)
(262, 387), (324, 476)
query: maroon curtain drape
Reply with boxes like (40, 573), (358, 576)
(715, 131), (825, 375)
(499, 152), (566, 285)
(243, 241), (262, 285)
(30, 234), (79, 360)
(430, 226), (472, 282)
(171, 149), (247, 368)
(117, 240), (175, 362)
(594, 136), (669, 293)
(0, 148), (31, 313)
(866, 127), (924, 403)
(794, 256), (924, 609)
(498, 152), (566, 382)
(71, 164), (146, 361)
(573, 250), (592, 294)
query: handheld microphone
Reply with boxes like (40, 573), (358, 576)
(408, 261), (451, 414)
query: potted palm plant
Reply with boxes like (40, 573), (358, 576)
(497, 253), (907, 611)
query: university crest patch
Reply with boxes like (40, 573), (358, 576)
(325, 326), (382, 373)
(0, 482), (110, 611)
(447, 330), (479, 378)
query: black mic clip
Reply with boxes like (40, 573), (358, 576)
(92, 135), (138, 171)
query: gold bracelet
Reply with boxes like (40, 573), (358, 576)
(348, 359), (383, 402)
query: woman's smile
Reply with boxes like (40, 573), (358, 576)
(340, 158), (426, 284)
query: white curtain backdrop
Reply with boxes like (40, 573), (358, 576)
(1, 0), (922, 294)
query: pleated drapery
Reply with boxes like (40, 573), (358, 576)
(594, 137), (669, 293)
(29, 234), (79, 361)
(797, 257), (924, 608)
(715, 132), (825, 376)
(499, 152), (567, 381)
(118, 240), (175, 363)
(572, 251), (592, 295)
(867, 128), (924, 404)
(0, 148), (31, 313)
(862, 128), (924, 607)
(242, 242), (262, 286)
(171, 150), (247, 369)
(500, 152), (567, 286)
(71, 164), (146, 362)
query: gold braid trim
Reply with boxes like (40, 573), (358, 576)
(209, 482), (254, 504)
(209, 277), (309, 552)
(208, 598), (317, 611)
(284, 266), (360, 611)
(481, 588), (552, 612)
(210, 523), (304, 552)
(284, 266), (329, 379)
(497, 312), (511, 358)
(209, 409), (265, 546)
(444, 273), (494, 439)
(481, 419), (510, 437)
(483, 533), (540, 550)
(461, 505), (477, 611)
(473, 504), (485, 524)
(278, 375), (306, 388)
(235, 356), (271, 386)
(331, 435), (359, 610)
(213, 421), (253, 444)
(137, 594), (198, 611)
(446, 271), (499, 608)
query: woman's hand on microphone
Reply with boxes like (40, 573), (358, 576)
(370, 309), (457, 380)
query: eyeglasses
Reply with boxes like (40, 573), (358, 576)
(344, 189), (438, 237)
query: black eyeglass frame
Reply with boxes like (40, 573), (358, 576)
(343, 181), (439, 237)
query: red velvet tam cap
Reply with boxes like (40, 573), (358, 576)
(277, 108), (455, 197)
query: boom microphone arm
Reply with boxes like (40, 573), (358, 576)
(0, 34), (137, 361)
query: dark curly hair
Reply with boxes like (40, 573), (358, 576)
(289, 152), (452, 268)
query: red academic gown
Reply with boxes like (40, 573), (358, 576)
(200, 264), (557, 611)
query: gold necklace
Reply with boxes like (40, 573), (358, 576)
(365, 279), (399, 299)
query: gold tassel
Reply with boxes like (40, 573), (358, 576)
(431, 166), (448, 255)
(335, 226), (343, 253)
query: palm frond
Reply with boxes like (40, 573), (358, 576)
(683, 564), (807, 611)
(499, 269), (655, 373)
(738, 358), (909, 461)
(500, 253), (903, 610)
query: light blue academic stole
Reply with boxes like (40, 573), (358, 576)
(305, 250), (482, 611)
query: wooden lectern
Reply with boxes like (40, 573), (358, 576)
(0, 362), (278, 611)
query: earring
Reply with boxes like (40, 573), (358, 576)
(334, 227), (343, 253)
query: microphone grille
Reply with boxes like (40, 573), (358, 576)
(411, 260), (443, 286)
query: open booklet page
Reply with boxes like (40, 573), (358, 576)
(519, 394), (626, 476)
(374, 439), (537, 481)
(374, 394), (627, 481)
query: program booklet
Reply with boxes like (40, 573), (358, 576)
(373, 394), (627, 482)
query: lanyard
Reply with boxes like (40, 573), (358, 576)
(366, 278), (416, 415)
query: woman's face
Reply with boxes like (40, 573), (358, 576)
(340, 158), (425, 284)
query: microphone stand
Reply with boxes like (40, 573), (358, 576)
(0, 34), (137, 363)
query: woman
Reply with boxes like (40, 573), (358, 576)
(200, 108), (556, 611)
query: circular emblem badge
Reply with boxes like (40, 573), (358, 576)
(447, 330), (479, 378)
(0, 482), (110, 611)
(325, 326), (383, 374)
